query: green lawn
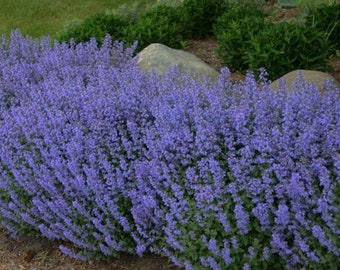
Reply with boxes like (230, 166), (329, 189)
(0, 0), (156, 39)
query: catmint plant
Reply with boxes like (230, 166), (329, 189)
(0, 30), (151, 259)
(0, 31), (339, 270)
(133, 68), (340, 269)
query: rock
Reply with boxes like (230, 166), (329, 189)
(136, 43), (219, 83)
(270, 70), (340, 93)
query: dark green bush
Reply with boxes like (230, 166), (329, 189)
(214, 6), (267, 72)
(216, 0), (267, 23)
(245, 22), (332, 79)
(305, 2), (340, 54)
(123, 5), (186, 52)
(177, 0), (230, 39)
(58, 13), (129, 45)
(215, 5), (332, 80)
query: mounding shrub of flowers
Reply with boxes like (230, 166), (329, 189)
(0, 31), (340, 269)
(0, 30), (153, 259)
(135, 69), (340, 270)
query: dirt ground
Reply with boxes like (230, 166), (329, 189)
(0, 3), (339, 270)
(0, 227), (180, 270)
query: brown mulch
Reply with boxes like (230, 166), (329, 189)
(0, 227), (179, 270)
(186, 39), (247, 82)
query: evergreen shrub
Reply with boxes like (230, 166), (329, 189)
(0, 31), (339, 269)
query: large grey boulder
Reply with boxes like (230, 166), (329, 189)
(136, 43), (219, 83)
(270, 70), (340, 93)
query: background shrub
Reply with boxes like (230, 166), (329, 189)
(176, 0), (230, 39)
(305, 2), (340, 54)
(215, 18), (266, 73)
(215, 5), (332, 80)
(57, 2), (186, 53)
(243, 22), (332, 79)
(56, 0), (338, 79)
(214, 6), (267, 72)
(58, 13), (129, 45)
(123, 5), (186, 52)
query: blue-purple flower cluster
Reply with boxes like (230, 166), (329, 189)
(0, 31), (147, 259)
(0, 31), (339, 269)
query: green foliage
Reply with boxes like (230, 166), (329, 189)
(296, 0), (337, 12)
(215, 5), (332, 80)
(109, 1), (156, 24)
(58, 13), (129, 45)
(226, 0), (267, 9)
(154, 0), (183, 7)
(305, 2), (340, 53)
(246, 22), (332, 80)
(123, 5), (186, 52)
(176, 0), (229, 39)
(58, 2), (187, 52)
(213, 3), (267, 35)
(154, 184), (287, 270)
(214, 6), (267, 71)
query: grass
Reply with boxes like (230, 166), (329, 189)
(0, 0), (156, 39)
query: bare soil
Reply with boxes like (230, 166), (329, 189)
(0, 227), (179, 270)
(1, 3), (339, 270)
